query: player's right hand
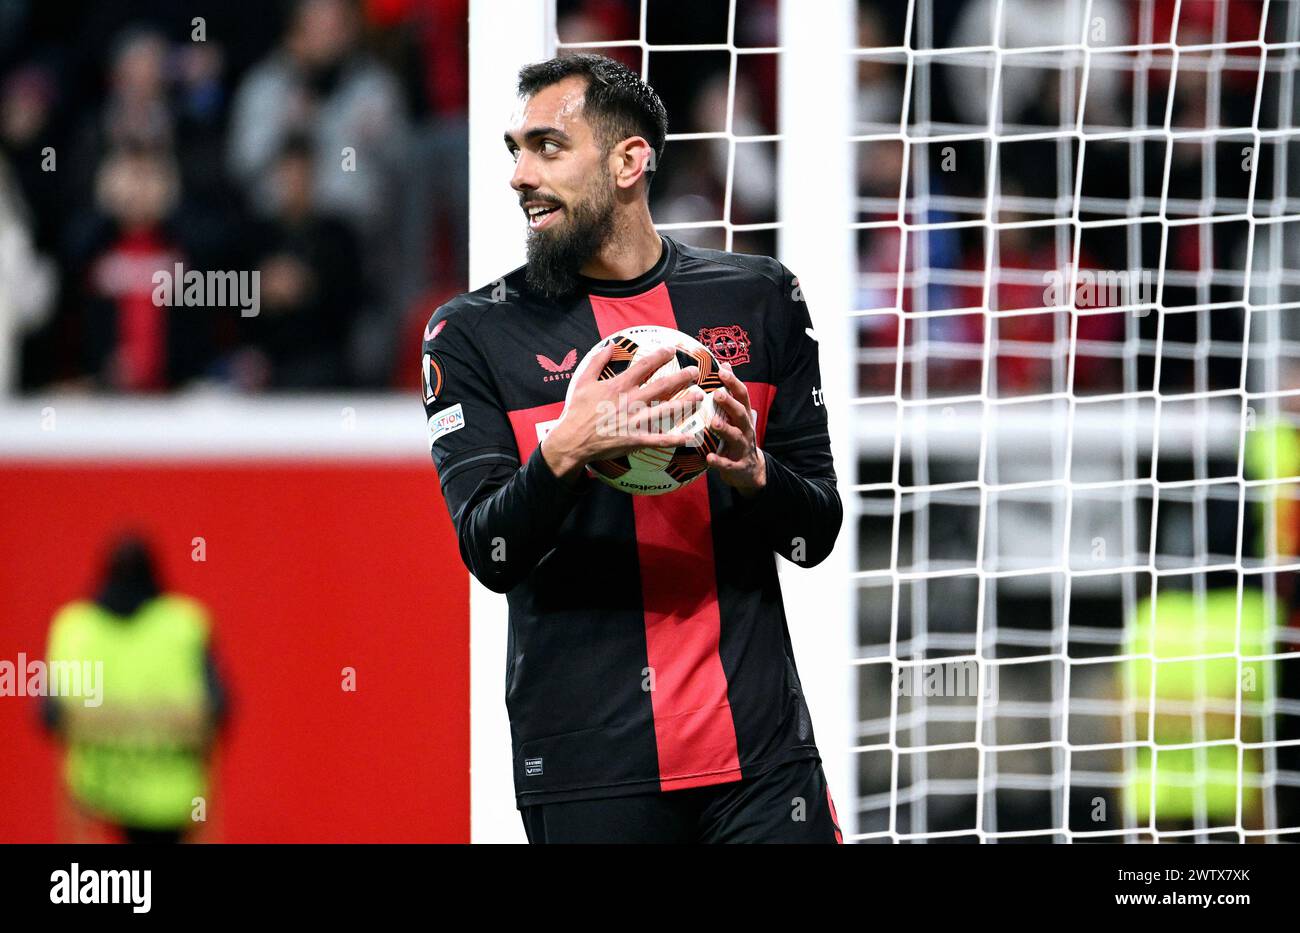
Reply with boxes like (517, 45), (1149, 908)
(544, 344), (705, 477)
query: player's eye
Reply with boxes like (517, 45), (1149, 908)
(540, 139), (560, 155)
(507, 146), (520, 162)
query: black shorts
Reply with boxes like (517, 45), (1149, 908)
(519, 757), (844, 844)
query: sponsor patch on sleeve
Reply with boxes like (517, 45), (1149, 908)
(427, 403), (465, 449)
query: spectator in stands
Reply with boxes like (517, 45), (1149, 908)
(0, 64), (62, 254)
(227, 0), (409, 387)
(228, 0), (408, 236)
(693, 70), (776, 227)
(72, 145), (212, 392)
(365, 0), (470, 302)
(856, 2), (904, 132)
(229, 135), (361, 390)
(172, 38), (234, 210)
(956, 214), (1125, 395)
(100, 28), (175, 154)
(0, 155), (56, 392)
(653, 66), (776, 257)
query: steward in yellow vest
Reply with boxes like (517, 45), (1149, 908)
(43, 535), (227, 842)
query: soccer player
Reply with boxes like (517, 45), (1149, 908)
(421, 54), (843, 843)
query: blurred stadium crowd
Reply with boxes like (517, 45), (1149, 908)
(0, 0), (469, 392)
(0, 0), (1291, 397)
(851, 0), (1292, 401)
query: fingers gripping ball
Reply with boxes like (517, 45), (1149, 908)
(564, 325), (724, 495)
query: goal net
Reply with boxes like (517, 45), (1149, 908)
(468, 0), (1300, 843)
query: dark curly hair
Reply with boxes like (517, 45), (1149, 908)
(517, 53), (668, 193)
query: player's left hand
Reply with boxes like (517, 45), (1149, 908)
(705, 362), (767, 498)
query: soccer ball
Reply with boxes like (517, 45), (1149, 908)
(565, 324), (724, 496)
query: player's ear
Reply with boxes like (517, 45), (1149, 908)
(611, 136), (653, 191)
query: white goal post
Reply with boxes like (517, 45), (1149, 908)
(466, 0), (553, 847)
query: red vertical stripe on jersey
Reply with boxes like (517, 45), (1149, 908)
(827, 785), (844, 844)
(507, 400), (566, 461)
(589, 283), (742, 791)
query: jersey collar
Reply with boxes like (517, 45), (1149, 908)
(576, 235), (677, 298)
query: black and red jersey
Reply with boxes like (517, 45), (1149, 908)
(421, 235), (842, 807)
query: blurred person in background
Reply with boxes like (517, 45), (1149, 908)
(652, 67), (776, 256)
(365, 0), (471, 344)
(69, 144), (212, 391)
(953, 207), (1124, 395)
(1245, 360), (1300, 628)
(0, 64), (62, 253)
(100, 28), (172, 148)
(68, 27), (183, 213)
(1245, 360), (1300, 820)
(854, 136), (971, 395)
(1118, 584), (1274, 840)
(0, 153), (57, 392)
(171, 37), (232, 207)
(1242, 361), (1300, 649)
(227, 0), (410, 386)
(947, 0), (1130, 131)
(691, 71), (775, 225)
(1115, 392), (1290, 839)
(855, 2), (903, 132)
(230, 134), (362, 389)
(43, 533), (229, 844)
(1, 64), (66, 391)
(555, 0), (638, 56)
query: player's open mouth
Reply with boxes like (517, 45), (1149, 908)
(526, 204), (563, 231)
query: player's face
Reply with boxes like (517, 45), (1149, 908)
(506, 76), (605, 232)
(506, 77), (617, 296)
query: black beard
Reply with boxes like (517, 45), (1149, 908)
(524, 183), (615, 298)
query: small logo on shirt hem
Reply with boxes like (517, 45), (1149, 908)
(524, 757), (544, 776)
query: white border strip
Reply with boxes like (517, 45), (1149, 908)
(0, 395), (428, 460)
(467, 0), (552, 844)
(779, 0), (859, 842)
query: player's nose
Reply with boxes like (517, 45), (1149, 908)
(511, 151), (540, 194)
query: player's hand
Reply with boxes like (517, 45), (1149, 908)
(706, 362), (767, 498)
(543, 344), (704, 483)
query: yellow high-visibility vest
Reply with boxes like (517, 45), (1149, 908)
(1245, 417), (1299, 560)
(1121, 588), (1277, 823)
(46, 595), (213, 829)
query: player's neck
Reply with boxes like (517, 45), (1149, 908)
(581, 208), (662, 282)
